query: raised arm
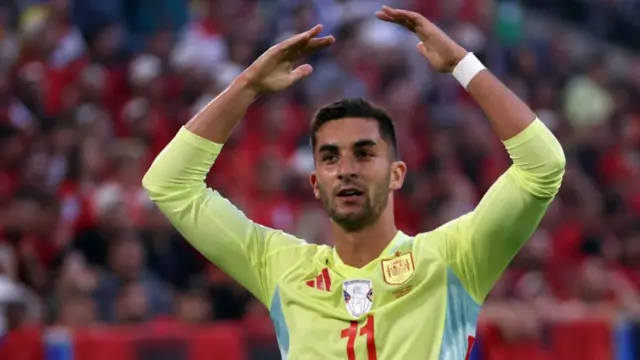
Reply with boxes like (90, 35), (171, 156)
(377, 7), (565, 303)
(142, 26), (334, 305)
(437, 118), (564, 304)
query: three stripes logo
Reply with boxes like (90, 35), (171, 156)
(306, 268), (332, 291)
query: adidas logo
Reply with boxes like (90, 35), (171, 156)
(306, 268), (332, 291)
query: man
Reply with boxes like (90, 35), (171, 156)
(143, 6), (565, 360)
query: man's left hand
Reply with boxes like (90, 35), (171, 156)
(376, 6), (468, 73)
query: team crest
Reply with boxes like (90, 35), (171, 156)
(381, 252), (415, 285)
(343, 279), (373, 318)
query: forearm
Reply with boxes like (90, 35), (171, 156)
(185, 76), (259, 143)
(440, 78), (565, 302)
(466, 70), (536, 141)
(143, 73), (259, 222)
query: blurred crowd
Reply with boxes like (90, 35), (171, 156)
(1, 0), (640, 346)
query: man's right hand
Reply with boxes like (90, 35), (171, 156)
(240, 25), (335, 94)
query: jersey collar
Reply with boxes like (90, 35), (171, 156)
(330, 231), (410, 277)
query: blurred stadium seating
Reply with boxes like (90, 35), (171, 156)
(1, 0), (640, 359)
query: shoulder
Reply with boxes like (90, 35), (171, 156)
(416, 214), (471, 242)
(413, 217), (468, 258)
(263, 228), (332, 259)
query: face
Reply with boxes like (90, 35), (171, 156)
(109, 238), (144, 279)
(310, 118), (406, 232)
(6, 198), (40, 232)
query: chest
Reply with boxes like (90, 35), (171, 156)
(272, 253), (449, 355)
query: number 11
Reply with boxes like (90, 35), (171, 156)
(340, 315), (377, 360)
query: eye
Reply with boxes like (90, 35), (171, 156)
(356, 150), (373, 159)
(322, 154), (338, 163)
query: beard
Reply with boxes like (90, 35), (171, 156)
(318, 178), (390, 232)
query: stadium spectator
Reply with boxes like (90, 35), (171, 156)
(1, 0), (640, 358)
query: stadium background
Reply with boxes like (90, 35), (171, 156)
(1, 0), (640, 359)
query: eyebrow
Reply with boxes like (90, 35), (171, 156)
(318, 144), (339, 154)
(317, 139), (378, 154)
(352, 139), (377, 149)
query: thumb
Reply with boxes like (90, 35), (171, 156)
(416, 42), (429, 58)
(290, 64), (314, 83)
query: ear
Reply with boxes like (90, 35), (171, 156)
(309, 171), (321, 199)
(389, 161), (407, 191)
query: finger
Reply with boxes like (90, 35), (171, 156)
(382, 6), (422, 23)
(379, 6), (406, 20)
(375, 11), (395, 22)
(375, 9), (392, 19)
(395, 8), (438, 33)
(416, 42), (429, 58)
(416, 42), (439, 60)
(394, 9), (423, 21)
(278, 24), (324, 52)
(378, 7), (402, 22)
(380, 5), (395, 14)
(299, 36), (335, 57)
(380, 6), (430, 31)
(289, 64), (314, 83)
(376, 16), (416, 33)
(377, 7), (417, 32)
(309, 36), (336, 47)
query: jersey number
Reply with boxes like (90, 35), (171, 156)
(340, 315), (377, 360)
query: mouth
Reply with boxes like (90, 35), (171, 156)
(336, 187), (365, 202)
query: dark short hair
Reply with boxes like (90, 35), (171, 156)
(310, 98), (398, 158)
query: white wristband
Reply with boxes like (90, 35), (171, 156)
(452, 52), (486, 89)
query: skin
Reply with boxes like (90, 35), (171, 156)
(184, 7), (537, 268)
(309, 118), (406, 267)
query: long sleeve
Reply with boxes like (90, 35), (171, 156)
(427, 118), (566, 304)
(142, 127), (305, 306)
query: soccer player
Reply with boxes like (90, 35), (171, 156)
(143, 6), (565, 360)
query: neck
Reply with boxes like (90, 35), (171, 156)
(332, 205), (397, 268)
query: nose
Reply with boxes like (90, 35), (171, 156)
(337, 157), (358, 180)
